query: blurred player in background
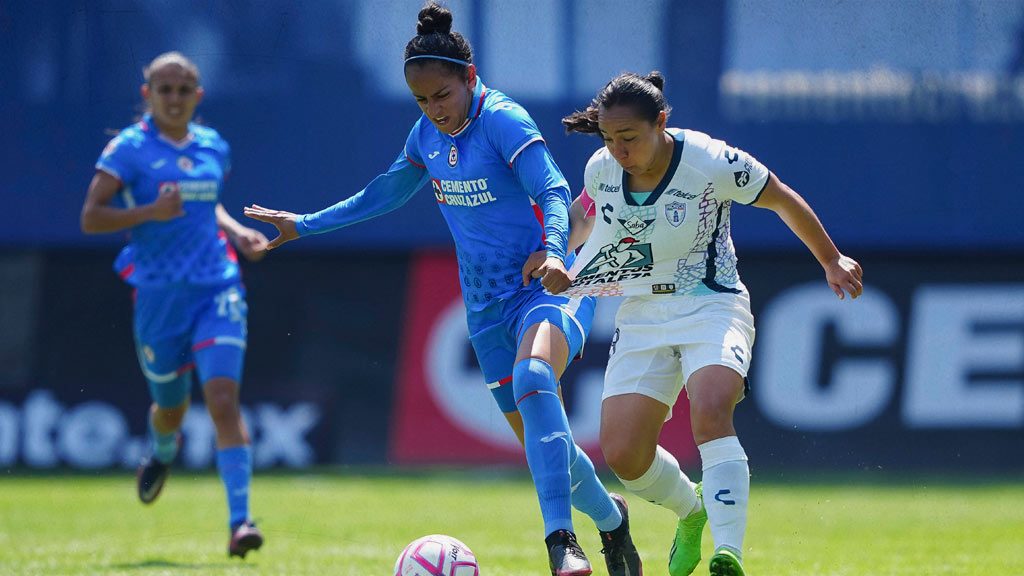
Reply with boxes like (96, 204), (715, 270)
(243, 3), (639, 575)
(526, 71), (863, 576)
(80, 51), (269, 559)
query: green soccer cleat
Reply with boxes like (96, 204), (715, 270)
(708, 547), (745, 576)
(668, 482), (707, 576)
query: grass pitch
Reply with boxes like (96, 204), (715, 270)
(0, 471), (1021, 575)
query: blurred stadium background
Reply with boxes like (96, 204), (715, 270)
(0, 0), (1023, 573)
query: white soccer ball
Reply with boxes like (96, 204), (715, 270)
(394, 534), (480, 576)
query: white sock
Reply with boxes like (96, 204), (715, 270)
(617, 445), (701, 518)
(698, 436), (749, 560)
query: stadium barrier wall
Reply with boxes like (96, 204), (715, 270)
(0, 250), (1021, 471)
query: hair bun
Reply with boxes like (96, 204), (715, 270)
(645, 71), (665, 91)
(417, 3), (454, 35)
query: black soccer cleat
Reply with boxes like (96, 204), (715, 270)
(545, 529), (592, 576)
(600, 493), (644, 575)
(136, 457), (171, 504)
(228, 520), (264, 559)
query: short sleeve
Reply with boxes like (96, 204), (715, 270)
(484, 101), (544, 166)
(579, 187), (596, 218)
(582, 148), (604, 209)
(96, 135), (138, 184)
(711, 142), (770, 205)
(217, 137), (232, 177)
(404, 118), (426, 169)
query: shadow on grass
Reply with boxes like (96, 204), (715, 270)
(105, 559), (255, 571)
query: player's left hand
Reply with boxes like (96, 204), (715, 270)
(523, 253), (572, 294)
(243, 204), (301, 250)
(230, 226), (270, 262)
(825, 254), (863, 300)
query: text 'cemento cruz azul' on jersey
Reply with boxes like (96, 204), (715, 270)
(159, 180), (219, 202)
(432, 177), (498, 207)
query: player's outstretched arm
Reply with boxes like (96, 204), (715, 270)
(521, 195), (593, 292)
(81, 171), (184, 234)
(217, 204), (269, 261)
(752, 172), (864, 300)
(242, 204), (300, 251)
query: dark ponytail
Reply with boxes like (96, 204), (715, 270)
(404, 2), (474, 78)
(562, 71), (671, 135)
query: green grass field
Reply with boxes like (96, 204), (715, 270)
(0, 471), (1021, 575)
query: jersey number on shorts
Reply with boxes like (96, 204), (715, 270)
(215, 286), (247, 324)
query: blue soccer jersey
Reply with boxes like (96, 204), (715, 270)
(96, 114), (239, 287)
(296, 79), (571, 311)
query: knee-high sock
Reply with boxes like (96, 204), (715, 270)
(569, 443), (622, 531)
(149, 413), (179, 465)
(698, 436), (749, 558)
(514, 358), (573, 537)
(216, 445), (252, 529)
(617, 445), (701, 518)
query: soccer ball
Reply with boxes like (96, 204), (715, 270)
(394, 534), (480, 576)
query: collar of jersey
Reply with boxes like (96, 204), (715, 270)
(621, 129), (685, 207)
(140, 113), (196, 150)
(448, 78), (487, 138)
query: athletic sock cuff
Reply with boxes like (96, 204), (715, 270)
(617, 445), (671, 492)
(698, 436), (747, 470)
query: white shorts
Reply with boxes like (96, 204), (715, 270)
(602, 292), (756, 413)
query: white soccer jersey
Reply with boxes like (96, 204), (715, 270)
(566, 128), (770, 297)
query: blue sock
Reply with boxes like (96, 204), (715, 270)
(569, 444), (622, 532)
(216, 446), (252, 529)
(149, 416), (179, 464)
(513, 358), (573, 538)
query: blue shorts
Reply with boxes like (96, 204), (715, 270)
(467, 285), (595, 413)
(133, 282), (248, 408)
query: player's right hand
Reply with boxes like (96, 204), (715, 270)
(825, 254), (864, 300)
(148, 187), (185, 221)
(521, 250), (548, 287)
(243, 204), (300, 251)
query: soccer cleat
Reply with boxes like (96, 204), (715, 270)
(599, 493), (643, 575)
(668, 482), (707, 576)
(228, 521), (264, 559)
(545, 529), (592, 576)
(709, 547), (745, 576)
(136, 457), (171, 504)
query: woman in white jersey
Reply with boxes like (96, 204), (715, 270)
(525, 71), (863, 576)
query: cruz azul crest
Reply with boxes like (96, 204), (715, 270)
(448, 144), (458, 167)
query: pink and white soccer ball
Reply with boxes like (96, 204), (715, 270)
(394, 534), (480, 576)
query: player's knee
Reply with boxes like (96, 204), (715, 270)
(602, 441), (643, 480)
(511, 357), (557, 404)
(154, 404), (187, 429)
(601, 428), (654, 480)
(203, 378), (240, 424)
(689, 379), (740, 419)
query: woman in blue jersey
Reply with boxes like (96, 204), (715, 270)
(80, 52), (268, 559)
(242, 4), (637, 575)
(532, 71), (864, 576)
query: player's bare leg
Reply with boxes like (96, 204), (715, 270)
(204, 377), (263, 559)
(687, 366), (748, 575)
(602, 393), (702, 575)
(137, 401), (187, 504)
